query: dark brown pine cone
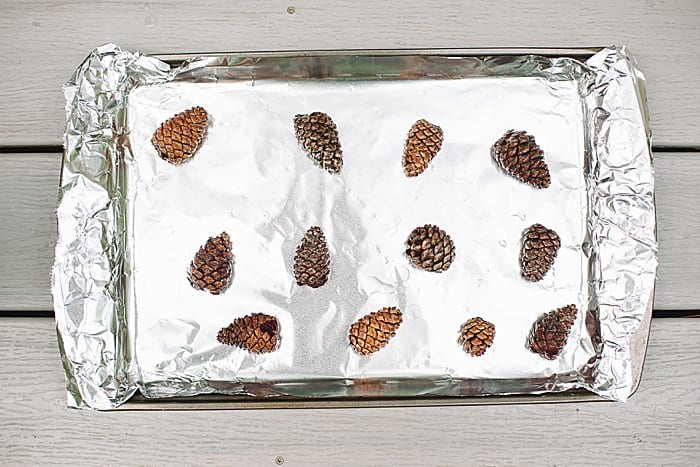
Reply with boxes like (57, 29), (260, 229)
(403, 119), (444, 177)
(293, 112), (343, 174)
(405, 224), (455, 273)
(527, 304), (578, 360)
(491, 130), (551, 188)
(217, 313), (280, 354)
(458, 317), (496, 357)
(187, 232), (234, 295)
(348, 307), (403, 355)
(151, 106), (209, 164)
(293, 226), (330, 288)
(520, 223), (561, 282)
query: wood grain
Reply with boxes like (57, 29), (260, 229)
(1, 152), (697, 311)
(0, 0), (699, 147)
(0, 317), (697, 464)
(0, 154), (60, 310)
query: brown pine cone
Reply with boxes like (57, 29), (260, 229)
(403, 119), (444, 177)
(151, 106), (209, 164)
(217, 313), (280, 354)
(520, 224), (561, 282)
(527, 304), (578, 360)
(187, 232), (234, 295)
(491, 130), (551, 188)
(348, 307), (403, 355)
(293, 112), (343, 174)
(405, 224), (455, 273)
(458, 317), (495, 357)
(293, 226), (330, 288)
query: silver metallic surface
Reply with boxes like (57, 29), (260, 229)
(53, 45), (655, 409)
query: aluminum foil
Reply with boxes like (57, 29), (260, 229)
(53, 44), (656, 409)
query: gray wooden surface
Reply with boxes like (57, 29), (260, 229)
(0, 318), (698, 465)
(0, 0), (699, 147)
(1, 0), (699, 465)
(1, 152), (698, 311)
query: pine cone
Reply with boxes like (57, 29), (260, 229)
(491, 130), (550, 188)
(520, 223), (561, 282)
(294, 226), (330, 288)
(405, 224), (455, 273)
(348, 307), (403, 355)
(458, 317), (495, 357)
(187, 232), (234, 295)
(293, 112), (343, 174)
(217, 313), (280, 354)
(403, 119), (444, 177)
(151, 106), (209, 164)
(527, 304), (578, 360)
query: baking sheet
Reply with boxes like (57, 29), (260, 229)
(54, 46), (656, 409)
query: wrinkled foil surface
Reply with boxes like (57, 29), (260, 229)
(53, 44), (656, 409)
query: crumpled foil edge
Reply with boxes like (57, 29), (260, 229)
(53, 44), (656, 409)
(582, 46), (657, 401)
(53, 44), (214, 409)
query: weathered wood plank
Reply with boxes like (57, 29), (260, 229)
(0, 0), (698, 147)
(1, 152), (696, 311)
(0, 317), (697, 464)
(0, 154), (60, 310)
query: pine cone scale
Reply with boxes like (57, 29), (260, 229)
(294, 226), (330, 288)
(294, 112), (343, 174)
(218, 313), (280, 354)
(458, 317), (495, 357)
(152, 106), (209, 164)
(188, 232), (234, 295)
(520, 224), (561, 282)
(403, 119), (444, 177)
(349, 307), (403, 355)
(406, 224), (455, 272)
(527, 304), (578, 360)
(492, 130), (551, 188)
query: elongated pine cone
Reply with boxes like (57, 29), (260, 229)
(217, 313), (280, 354)
(405, 224), (455, 272)
(293, 112), (343, 174)
(188, 232), (234, 295)
(403, 119), (444, 177)
(527, 304), (578, 360)
(458, 317), (495, 357)
(151, 106), (209, 164)
(349, 307), (403, 355)
(491, 130), (550, 188)
(294, 226), (330, 288)
(520, 224), (561, 282)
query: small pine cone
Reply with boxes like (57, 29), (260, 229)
(151, 106), (209, 164)
(491, 130), (550, 188)
(349, 307), (403, 355)
(294, 226), (330, 288)
(187, 232), (234, 295)
(217, 313), (280, 354)
(405, 224), (455, 273)
(520, 223), (561, 282)
(527, 304), (578, 360)
(403, 119), (444, 177)
(458, 317), (495, 357)
(293, 112), (343, 174)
